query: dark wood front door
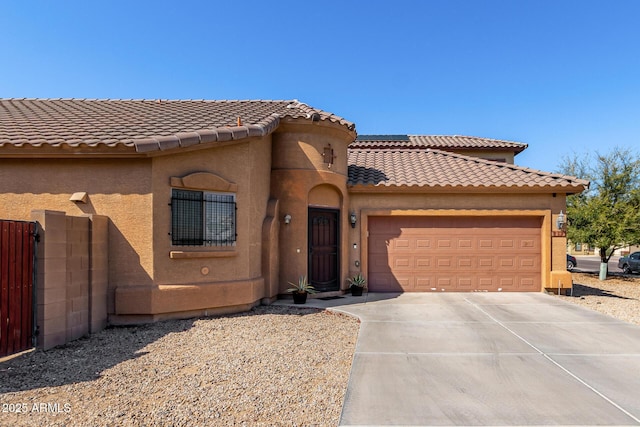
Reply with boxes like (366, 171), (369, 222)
(308, 208), (339, 292)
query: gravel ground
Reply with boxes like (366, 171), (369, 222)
(0, 305), (359, 427)
(558, 272), (640, 325)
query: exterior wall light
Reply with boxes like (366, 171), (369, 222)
(350, 212), (357, 228)
(556, 210), (565, 230)
(70, 192), (88, 203)
(284, 214), (292, 225)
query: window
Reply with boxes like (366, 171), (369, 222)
(171, 189), (236, 246)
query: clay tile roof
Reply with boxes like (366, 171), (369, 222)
(352, 134), (527, 154)
(347, 149), (589, 192)
(0, 98), (354, 154)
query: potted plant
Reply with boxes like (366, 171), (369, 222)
(287, 275), (316, 304)
(347, 273), (366, 296)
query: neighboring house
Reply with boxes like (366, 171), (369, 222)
(350, 134), (526, 163)
(0, 99), (588, 340)
(568, 243), (639, 257)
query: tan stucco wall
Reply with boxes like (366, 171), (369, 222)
(272, 122), (350, 176)
(151, 137), (272, 284)
(348, 191), (568, 291)
(0, 159), (153, 297)
(452, 149), (516, 164)
(113, 136), (274, 318)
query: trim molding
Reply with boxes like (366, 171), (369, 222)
(170, 171), (237, 192)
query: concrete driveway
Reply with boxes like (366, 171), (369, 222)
(309, 292), (640, 426)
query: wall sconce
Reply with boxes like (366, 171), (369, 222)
(284, 214), (292, 225)
(353, 243), (358, 249)
(350, 212), (357, 228)
(556, 210), (565, 230)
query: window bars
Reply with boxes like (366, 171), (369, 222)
(171, 189), (236, 246)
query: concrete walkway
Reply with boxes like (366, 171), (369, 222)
(277, 292), (640, 426)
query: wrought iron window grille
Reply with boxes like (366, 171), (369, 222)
(170, 189), (237, 246)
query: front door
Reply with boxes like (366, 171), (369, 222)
(308, 208), (339, 292)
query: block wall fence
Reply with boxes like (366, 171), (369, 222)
(31, 210), (108, 350)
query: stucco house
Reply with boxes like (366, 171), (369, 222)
(0, 98), (588, 347)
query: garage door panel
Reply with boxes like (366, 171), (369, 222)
(456, 276), (474, 289)
(458, 239), (473, 249)
(499, 277), (515, 286)
(478, 257), (495, 268)
(415, 277), (433, 290)
(369, 254), (392, 269)
(415, 257), (432, 268)
(437, 277), (452, 287)
(368, 216), (541, 292)
(437, 239), (453, 249)
(369, 238), (390, 254)
(457, 257), (474, 268)
(394, 239), (411, 250)
(519, 257), (537, 268)
(387, 276), (411, 290)
(478, 277), (495, 287)
(498, 257), (516, 268)
(416, 239), (432, 249)
(500, 239), (515, 248)
(436, 257), (453, 268)
(392, 257), (412, 269)
(479, 239), (494, 249)
(518, 277), (536, 289)
(369, 273), (408, 292)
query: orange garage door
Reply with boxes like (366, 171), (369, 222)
(368, 216), (542, 292)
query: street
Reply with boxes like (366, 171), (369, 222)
(572, 255), (621, 274)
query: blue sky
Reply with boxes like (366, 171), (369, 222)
(1, 0), (639, 173)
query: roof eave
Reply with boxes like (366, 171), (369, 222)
(133, 120), (278, 153)
(0, 143), (140, 158)
(347, 184), (589, 194)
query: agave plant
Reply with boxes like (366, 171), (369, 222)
(347, 273), (367, 288)
(287, 275), (317, 294)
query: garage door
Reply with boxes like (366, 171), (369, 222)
(368, 216), (541, 292)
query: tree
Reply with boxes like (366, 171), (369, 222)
(560, 147), (640, 269)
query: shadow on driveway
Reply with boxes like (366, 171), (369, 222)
(571, 283), (637, 300)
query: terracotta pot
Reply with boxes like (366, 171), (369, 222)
(292, 292), (307, 304)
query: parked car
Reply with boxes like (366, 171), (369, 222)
(566, 254), (577, 271)
(618, 252), (640, 274)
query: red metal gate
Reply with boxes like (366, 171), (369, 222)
(0, 220), (37, 358)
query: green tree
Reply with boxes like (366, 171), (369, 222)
(560, 148), (640, 270)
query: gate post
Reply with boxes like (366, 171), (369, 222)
(31, 210), (68, 350)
